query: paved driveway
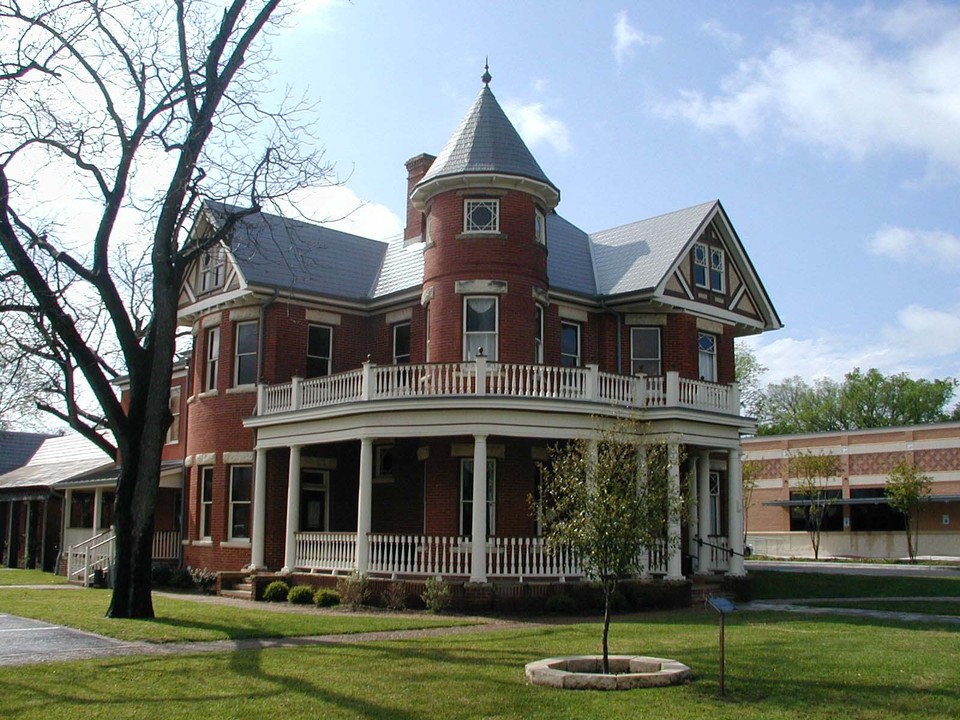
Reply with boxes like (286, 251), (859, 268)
(0, 613), (138, 666)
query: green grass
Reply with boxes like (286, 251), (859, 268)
(806, 599), (960, 616)
(750, 571), (960, 600)
(0, 569), (67, 586)
(0, 588), (471, 643)
(0, 611), (957, 719)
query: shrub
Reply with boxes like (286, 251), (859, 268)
(381, 581), (407, 611)
(190, 567), (217, 594)
(262, 580), (290, 602)
(421, 576), (452, 613)
(336, 572), (370, 610)
(168, 567), (194, 589)
(151, 563), (173, 587)
(545, 593), (578, 615)
(314, 588), (340, 608)
(287, 584), (315, 604)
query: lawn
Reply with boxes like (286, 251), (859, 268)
(0, 568), (66, 586)
(0, 610), (956, 719)
(0, 588), (472, 643)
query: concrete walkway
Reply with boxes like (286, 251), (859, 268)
(740, 597), (960, 625)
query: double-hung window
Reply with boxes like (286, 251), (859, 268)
(463, 199), (499, 233)
(534, 305), (544, 363)
(560, 322), (580, 367)
(199, 247), (225, 292)
(307, 325), (332, 378)
(229, 466), (252, 540)
(534, 208), (546, 246)
(166, 386), (181, 444)
(698, 332), (717, 382)
(205, 327), (220, 391)
(460, 458), (496, 536)
(464, 297), (497, 360)
(630, 327), (661, 376)
(234, 321), (258, 386)
(200, 467), (214, 540)
(393, 323), (411, 364)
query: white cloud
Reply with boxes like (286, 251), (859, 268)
(868, 226), (960, 268)
(613, 10), (661, 65)
(503, 100), (572, 155)
(659, 2), (960, 172)
(700, 19), (743, 49)
(275, 185), (402, 241)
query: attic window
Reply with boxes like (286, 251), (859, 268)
(464, 199), (499, 233)
(200, 247), (225, 292)
(693, 243), (724, 293)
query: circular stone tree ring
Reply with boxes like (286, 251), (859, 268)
(525, 655), (691, 691)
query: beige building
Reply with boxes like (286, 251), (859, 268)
(742, 423), (960, 560)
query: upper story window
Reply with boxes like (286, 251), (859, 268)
(425, 308), (432, 362)
(464, 296), (498, 360)
(560, 322), (580, 367)
(630, 327), (661, 376)
(234, 321), (258, 386)
(166, 386), (181, 444)
(534, 209), (546, 246)
(307, 324), (332, 378)
(393, 323), (411, 364)
(463, 199), (499, 233)
(534, 305), (544, 364)
(205, 326), (220, 391)
(199, 247), (225, 293)
(698, 332), (717, 382)
(693, 242), (725, 293)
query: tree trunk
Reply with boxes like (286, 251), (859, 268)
(601, 580), (613, 674)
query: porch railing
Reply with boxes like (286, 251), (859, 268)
(66, 529), (183, 585)
(258, 360), (740, 417)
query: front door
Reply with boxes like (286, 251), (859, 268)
(300, 469), (329, 531)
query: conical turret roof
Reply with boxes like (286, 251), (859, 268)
(412, 83), (559, 207)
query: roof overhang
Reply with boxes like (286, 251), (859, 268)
(411, 173), (560, 211)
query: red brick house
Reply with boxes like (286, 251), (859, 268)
(164, 74), (781, 585)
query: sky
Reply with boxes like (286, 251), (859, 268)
(261, 0), (960, 390)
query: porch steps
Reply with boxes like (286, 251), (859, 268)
(219, 577), (256, 601)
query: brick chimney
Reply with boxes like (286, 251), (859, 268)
(404, 153), (435, 243)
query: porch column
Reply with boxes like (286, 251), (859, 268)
(666, 443), (683, 581)
(469, 434), (488, 583)
(250, 448), (268, 569)
(92, 488), (102, 535)
(356, 437), (374, 574)
(687, 459), (699, 569)
(697, 449), (712, 573)
(635, 446), (649, 578)
(24, 501), (35, 569)
(281, 444), (302, 574)
(727, 449), (746, 576)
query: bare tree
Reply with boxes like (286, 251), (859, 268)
(788, 451), (841, 560)
(0, 0), (332, 618)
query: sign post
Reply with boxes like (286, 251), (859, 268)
(707, 596), (736, 697)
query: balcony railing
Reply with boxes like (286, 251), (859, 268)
(258, 359), (740, 417)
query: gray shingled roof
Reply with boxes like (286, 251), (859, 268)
(0, 431), (52, 475)
(416, 85), (558, 194)
(372, 234), (425, 299)
(205, 202), (389, 300)
(590, 201), (718, 296)
(546, 213), (596, 296)
(0, 434), (113, 492)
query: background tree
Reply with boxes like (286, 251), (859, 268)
(0, 0), (331, 618)
(757, 368), (958, 435)
(788, 451), (841, 560)
(734, 341), (768, 420)
(539, 421), (684, 674)
(741, 458), (762, 549)
(885, 461), (932, 562)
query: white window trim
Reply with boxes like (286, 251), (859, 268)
(205, 327), (220, 392)
(393, 323), (411, 364)
(199, 466), (214, 540)
(459, 458), (496, 536)
(463, 296), (498, 361)
(233, 321), (258, 387)
(698, 332), (718, 382)
(630, 326), (661, 376)
(534, 304), (544, 364)
(710, 246), (726, 293)
(307, 324), (333, 378)
(693, 242), (708, 289)
(228, 465), (252, 541)
(463, 198), (500, 234)
(534, 208), (546, 246)
(301, 469), (330, 532)
(560, 321), (581, 367)
(166, 386), (181, 445)
(199, 247), (225, 293)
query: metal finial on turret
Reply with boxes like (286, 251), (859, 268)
(481, 58), (492, 86)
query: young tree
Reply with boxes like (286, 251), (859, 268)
(885, 461), (932, 562)
(741, 458), (762, 549)
(734, 341), (767, 420)
(0, 0), (331, 618)
(539, 420), (685, 674)
(788, 451), (841, 560)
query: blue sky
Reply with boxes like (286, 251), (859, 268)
(271, 0), (960, 388)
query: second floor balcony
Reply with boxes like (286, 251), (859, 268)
(255, 357), (742, 419)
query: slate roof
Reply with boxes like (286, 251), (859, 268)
(0, 434), (114, 492)
(546, 213), (596, 297)
(416, 85), (558, 195)
(205, 202), (389, 301)
(0, 431), (52, 475)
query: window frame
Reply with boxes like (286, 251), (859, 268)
(199, 466), (214, 540)
(199, 247), (225, 293)
(630, 326), (661, 376)
(374, 445), (394, 481)
(228, 465), (252, 541)
(463, 296), (498, 361)
(534, 304), (544, 364)
(709, 246), (725, 293)
(459, 458), (496, 536)
(306, 324), (333, 378)
(205, 326), (220, 392)
(166, 385), (181, 444)
(463, 198), (500, 234)
(698, 332), (717, 382)
(560, 321), (581, 367)
(393, 323), (411, 364)
(233, 320), (258, 387)
(534, 208), (546, 246)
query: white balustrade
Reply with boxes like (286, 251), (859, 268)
(707, 536), (732, 573)
(295, 531), (357, 572)
(152, 530), (181, 560)
(485, 536), (582, 580)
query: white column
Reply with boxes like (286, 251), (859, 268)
(92, 488), (103, 535)
(356, 437), (374, 574)
(469, 434), (488, 583)
(250, 448), (268, 569)
(727, 449), (746, 576)
(698, 449), (712, 573)
(687, 457), (699, 568)
(281, 445), (302, 574)
(666, 443), (684, 581)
